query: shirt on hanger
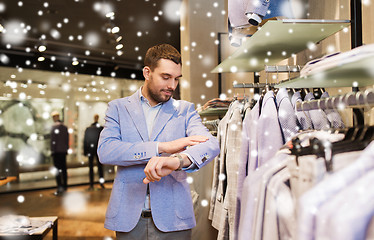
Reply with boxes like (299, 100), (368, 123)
(320, 91), (345, 129)
(262, 166), (295, 240)
(297, 141), (374, 240)
(304, 92), (330, 130)
(315, 170), (374, 240)
(235, 104), (252, 237)
(238, 152), (288, 240)
(276, 88), (301, 143)
(257, 91), (283, 167)
(291, 91), (313, 130)
(248, 100), (260, 171)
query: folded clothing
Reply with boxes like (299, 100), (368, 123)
(300, 43), (374, 77)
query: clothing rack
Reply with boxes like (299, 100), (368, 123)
(203, 119), (220, 126)
(203, 119), (220, 135)
(295, 89), (374, 111)
(233, 83), (275, 88)
(264, 65), (301, 73)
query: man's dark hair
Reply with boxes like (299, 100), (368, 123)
(144, 44), (182, 71)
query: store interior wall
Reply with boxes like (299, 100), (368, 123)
(180, 0), (226, 239)
(180, 0), (226, 107)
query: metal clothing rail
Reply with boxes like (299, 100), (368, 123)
(295, 89), (374, 111)
(264, 65), (301, 73)
(233, 83), (275, 88)
(202, 119), (220, 127)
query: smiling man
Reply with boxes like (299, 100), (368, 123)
(98, 44), (220, 240)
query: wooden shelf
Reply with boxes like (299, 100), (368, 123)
(211, 19), (350, 73)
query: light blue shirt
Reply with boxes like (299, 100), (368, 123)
(140, 89), (162, 153)
(139, 88), (196, 171)
(297, 141), (374, 240)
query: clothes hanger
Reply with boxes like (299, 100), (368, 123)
(261, 70), (269, 98)
(300, 101), (314, 130)
(313, 88), (323, 99)
(272, 66), (279, 95)
(301, 88), (310, 100)
(327, 91), (372, 154)
(353, 90), (374, 142)
(289, 136), (331, 170)
(335, 91), (358, 139)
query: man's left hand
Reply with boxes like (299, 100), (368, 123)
(143, 155), (185, 184)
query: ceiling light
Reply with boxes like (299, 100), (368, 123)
(38, 45), (47, 52)
(115, 35), (122, 42)
(38, 56), (45, 61)
(116, 44), (123, 50)
(111, 26), (120, 33)
(106, 12), (115, 18)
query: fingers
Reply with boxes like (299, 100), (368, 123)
(186, 136), (209, 146)
(144, 157), (162, 183)
(143, 177), (150, 184)
(143, 157), (176, 184)
(188, 135), (209, 142)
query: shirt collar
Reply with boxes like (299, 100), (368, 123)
(139, 87), (163, 107)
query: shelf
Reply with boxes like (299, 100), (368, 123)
(274, 55), (374, 88)
(211, 19), (350, 73)
(198, 107), (228, 117)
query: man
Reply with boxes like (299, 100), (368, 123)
(98, 44), (220, 239)
(50, 111), (69, 195)
(83, 114), (105, 190)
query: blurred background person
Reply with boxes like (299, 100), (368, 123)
(50, 111), (69, 196)
(84, 114), (105, 190)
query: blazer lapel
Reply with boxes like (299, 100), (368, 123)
(124, 91), (149, 141)
(151, 98), (177, 141)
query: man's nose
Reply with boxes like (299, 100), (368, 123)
(167, 80), (177, 90)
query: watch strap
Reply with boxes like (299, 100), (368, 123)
(171, 153), (184, 171)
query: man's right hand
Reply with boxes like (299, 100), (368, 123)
(158, 135), (208, 154)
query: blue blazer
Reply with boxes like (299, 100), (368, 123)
(98, 90), (220, 233)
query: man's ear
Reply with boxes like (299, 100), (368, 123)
(143, 66), (151, 80)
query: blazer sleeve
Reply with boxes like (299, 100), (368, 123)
(97, 100), (159, 167)
(181, 103), (220, 169)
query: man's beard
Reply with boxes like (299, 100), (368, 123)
(148, 87), (173, 104)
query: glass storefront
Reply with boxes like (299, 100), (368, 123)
(0, 70), (143, 193)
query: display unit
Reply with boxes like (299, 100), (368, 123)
(275, 54), (374, 88)
(211, 19), (350, 73)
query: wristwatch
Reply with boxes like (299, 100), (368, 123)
(171, 153), (184, 171)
